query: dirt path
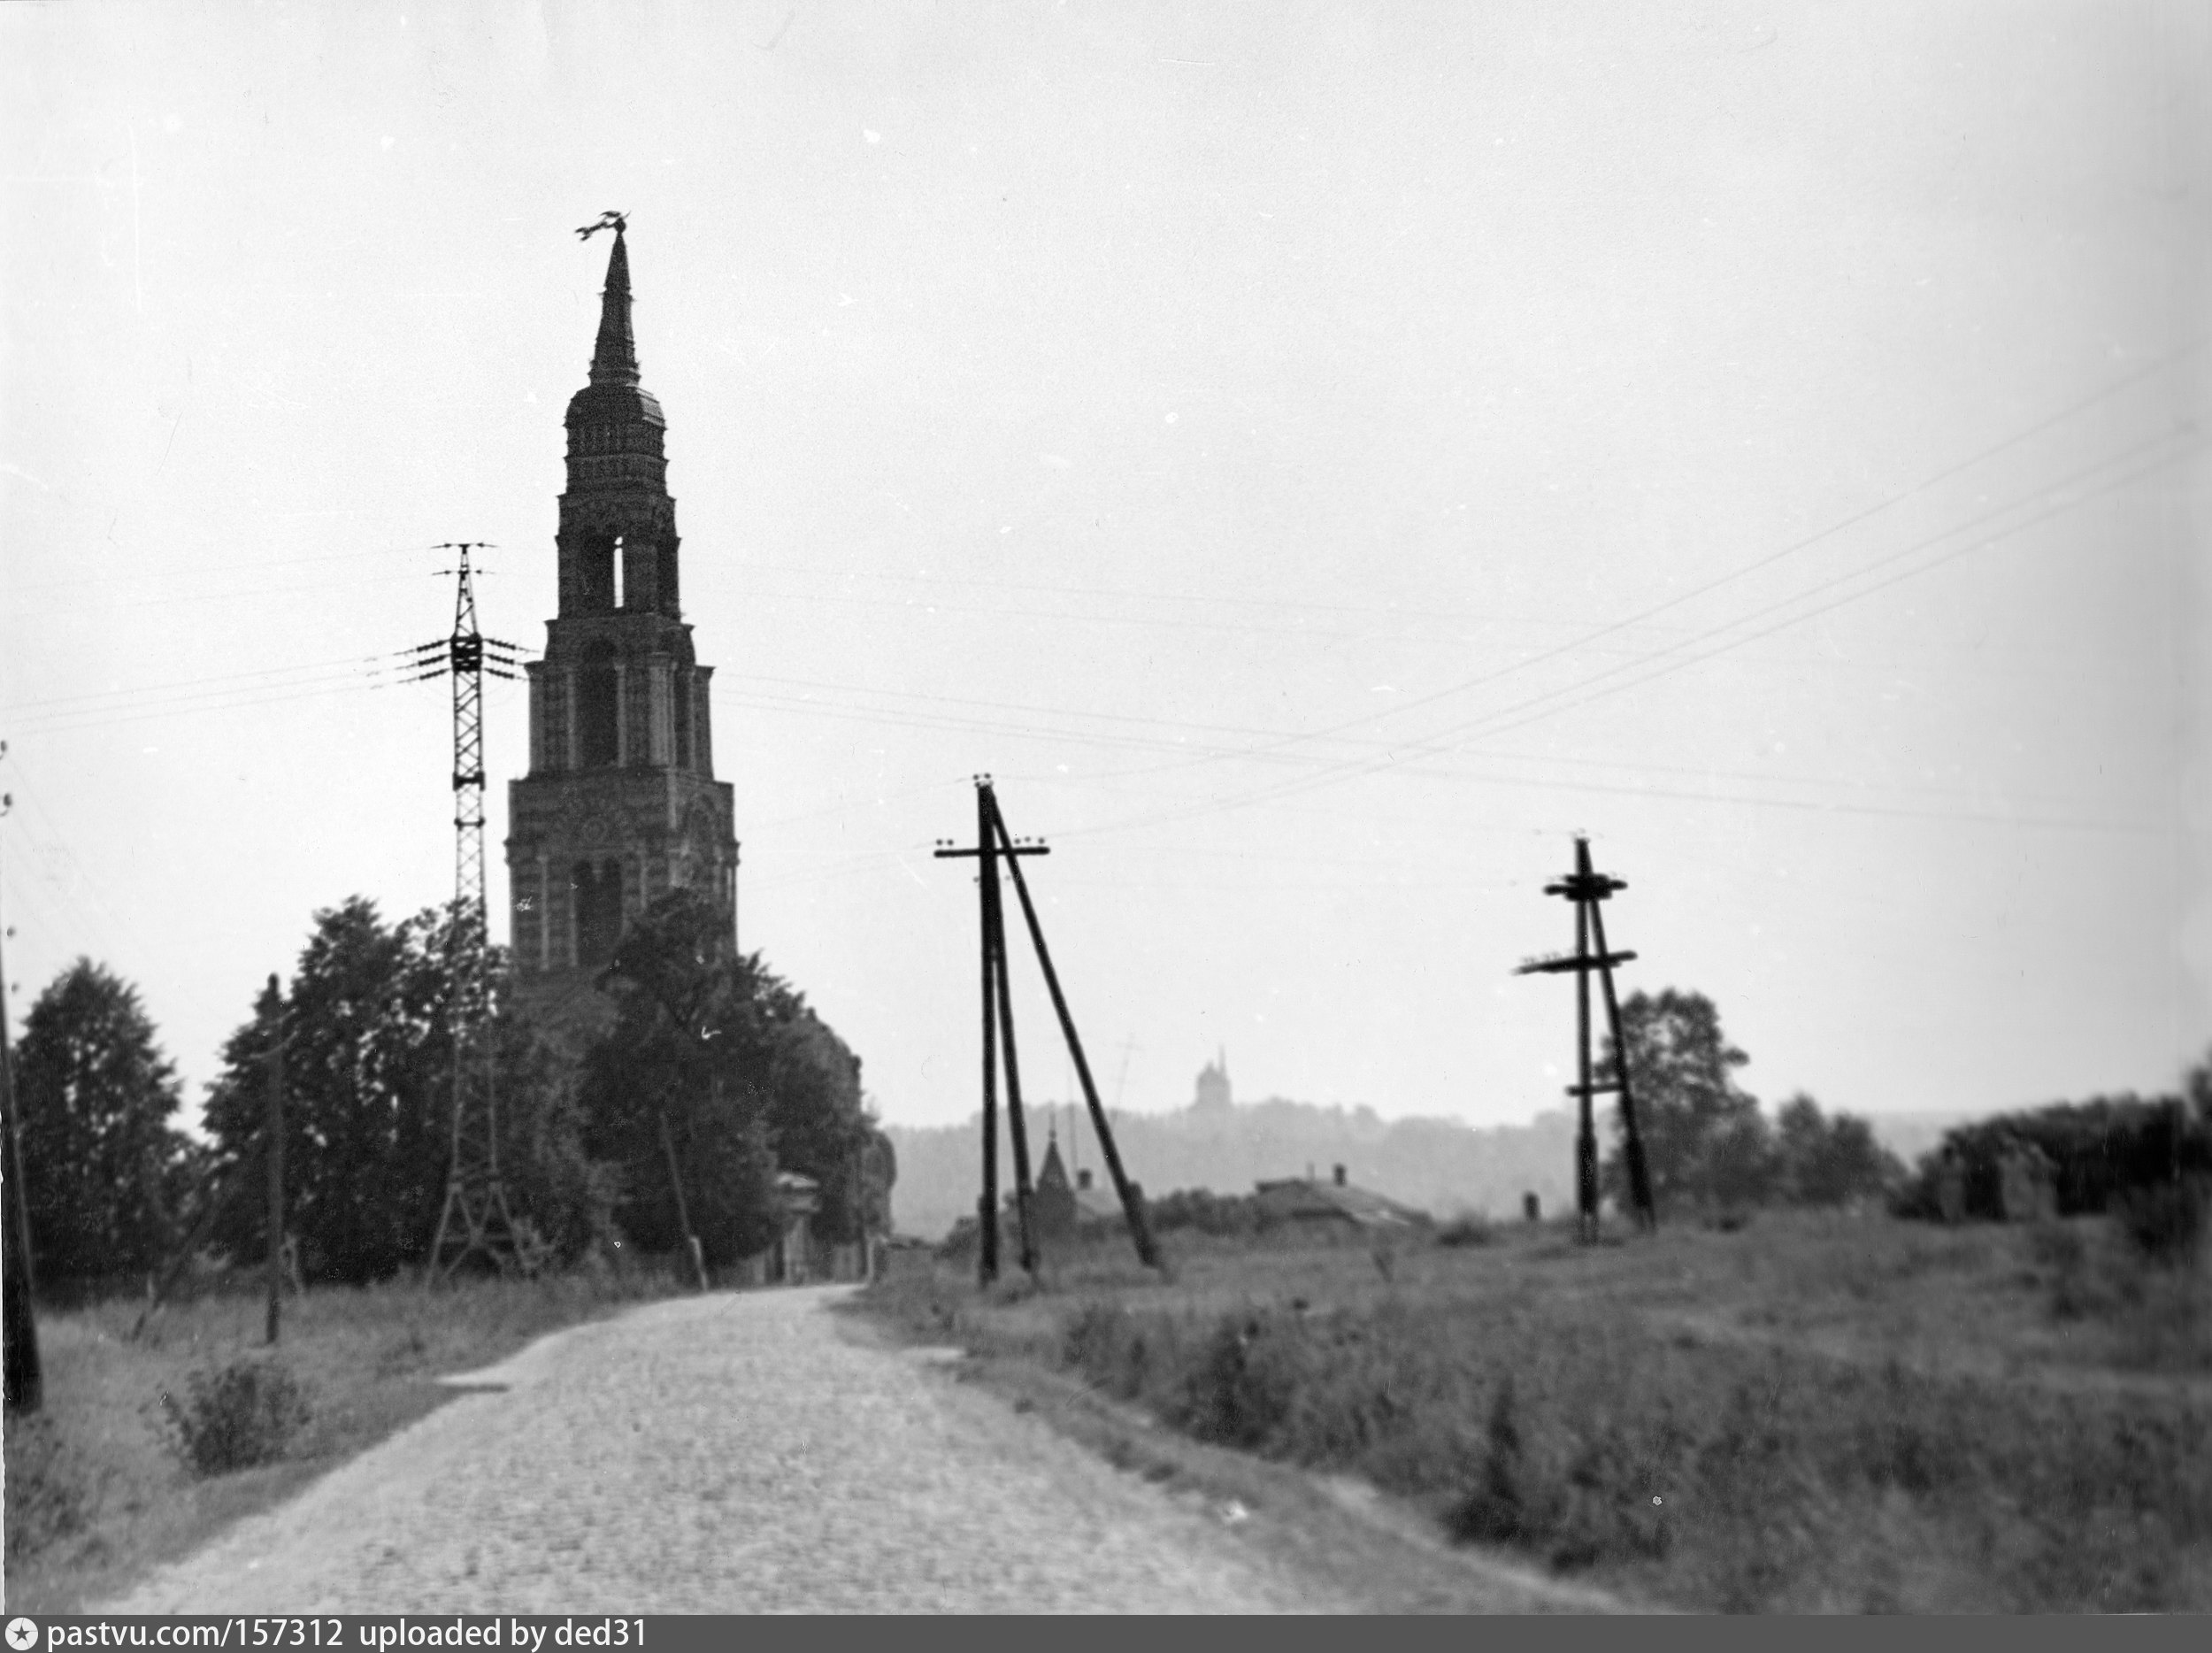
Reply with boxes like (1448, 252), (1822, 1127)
(97, 1287), (1363, 1613)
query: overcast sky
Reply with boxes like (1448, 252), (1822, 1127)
(4, 1), (2208, 1138)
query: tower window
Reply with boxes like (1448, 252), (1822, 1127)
(672, 665), (693, 770)
(612, 534), (626, 609)
(573, 858), (625, 968)
(580, 534), (616, 611)
(578, 641), (618, 768)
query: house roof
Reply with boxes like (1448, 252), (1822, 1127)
(1252, 1176), (1426, 1226)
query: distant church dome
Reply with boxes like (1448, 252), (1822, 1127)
(1192, 1048), (1233, 1111)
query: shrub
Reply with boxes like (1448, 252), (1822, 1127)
(2027, 1220), (2086, 1272)
(1448, 1378), (1532, 1544)
(2113, 1178), (2208, 1268)
(1148, 1188), (1260, 1237)
(1175, 1312), (1303, 1450)
(157, 1357), (311, 1476)
(1062, 1299), (1175, 1400)
(1436, 1213), (1494, 1249)
(4, 1413), (95, 1559)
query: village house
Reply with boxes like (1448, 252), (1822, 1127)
(1252, 1165), (1428, 1234)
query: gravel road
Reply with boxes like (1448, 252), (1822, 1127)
(99, 1287), (1357, 1614)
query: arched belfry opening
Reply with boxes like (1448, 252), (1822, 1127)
(508, 220), (741, 1034)
(578, 531), (617, 611)
(577, 640), (618, 768)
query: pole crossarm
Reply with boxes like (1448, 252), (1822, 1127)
(1515, 950), (1639, 976)
(1544, 873), (1627, 901)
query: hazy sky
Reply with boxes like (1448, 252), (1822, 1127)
(4, 1), (2208, 1138)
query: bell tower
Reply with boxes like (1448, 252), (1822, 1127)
(506, 222), (739, 1028)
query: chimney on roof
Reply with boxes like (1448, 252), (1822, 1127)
(1333, 1164), (1347, 1187)
(1077, 1169), (1093, 1191)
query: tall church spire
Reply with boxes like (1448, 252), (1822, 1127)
(508, 223), (740, 1036)
(588, 230), (640, 388)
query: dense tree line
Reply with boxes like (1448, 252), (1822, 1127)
(1891, 1070), (2212, 1222)
(11, 888), (884, 1294)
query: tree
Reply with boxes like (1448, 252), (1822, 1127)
(203, 900), (450, 1281)
(1601, 988), (1773, 1215)
(12, 960), (196, 1284)
(203, 897), (611, 1282)
(485, 1016), (621, 1266)
(580, 889), (879, 1265)
(1772, 1092), (1902, 1206)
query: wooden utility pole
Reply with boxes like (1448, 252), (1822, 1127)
(0, 783), (42, 1408)
(983, 781), (1160, 1271)
(265, 976), (285, 1345)
(1515, 837), (1656, 1240)
(936, 778), (1163, 1281)
(985, 821), (1040, 1278)
(934, 778), (1048, 1285)
(974, 782), (1001, 1283)
(658, 1107), (710, 1291)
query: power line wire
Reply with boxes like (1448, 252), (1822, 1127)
(1075, 347), (2199, 788)
(1046, 427), (2198, 843)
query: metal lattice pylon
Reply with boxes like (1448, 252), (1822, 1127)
(407, 544), (529, 1278)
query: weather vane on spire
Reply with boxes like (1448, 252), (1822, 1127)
(575, 210), (628, 241)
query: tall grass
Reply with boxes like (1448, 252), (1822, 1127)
(867, 1217), (2212, 1612)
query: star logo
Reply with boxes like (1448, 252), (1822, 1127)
(7, 1617), (40, 1650)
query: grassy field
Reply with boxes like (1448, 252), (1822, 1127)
(3, 1263), (690, 1613)
(860, 1207), (2212, 1613)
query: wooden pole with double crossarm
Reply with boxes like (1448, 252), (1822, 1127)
(935, 777), (1161, 1282)
(1516, 837), (1657, 1239)
(934, 778), (1048, 1286)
